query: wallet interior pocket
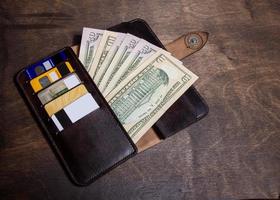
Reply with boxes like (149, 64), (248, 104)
(54, 106), (136, 184)
(15, 47), (137, 185)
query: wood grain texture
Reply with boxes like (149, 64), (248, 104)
(0, 0), (279, 199)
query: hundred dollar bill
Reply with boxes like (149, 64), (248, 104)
(94, 32), (126, 87)
(100, 34), (140, 95)
(108, 39), (160, 92)
(106, 50), (198, 143)
(78, 28), (104, 71)
(88, 30), (118, 80)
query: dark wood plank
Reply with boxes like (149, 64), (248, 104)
(0, 0), (279, 199)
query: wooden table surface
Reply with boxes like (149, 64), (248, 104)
(0, 0), (279, 199)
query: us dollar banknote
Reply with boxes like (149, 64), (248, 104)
(106, 50), (198, 143)
(88, 30), (118, 80)
(99, 34), (140, 95)
(94, 33), (126, 87)
(78, 28), (104, 71)
(106, 39), (160, 93)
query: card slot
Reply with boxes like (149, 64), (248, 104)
(25, 60), (66, 84)
(24, 49), (72, 80)
(25, 58), (71, 82)
(41, 82), (85, 106)
(29, 61), (75, 93)
(44, 84), (89, 117)
(16, 53), (103, 136)
(16, 47), (137, 185)
(37, 72), (82, 105)
(45, 89), (91, 135)
(31, 70), (78, 98)
(48, 92), (99, 132)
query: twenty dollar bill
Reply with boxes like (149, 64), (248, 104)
(107, 39), (160, 93)
(100, 34), (140, 95)
(94, 32), (126, 87)
(78, 28), (104, 71)
(106, 50), (198, 143)
(88, 30), (118, 80)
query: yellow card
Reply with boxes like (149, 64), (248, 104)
(30, 61), (74, 93)
(44, 84), (88, 116)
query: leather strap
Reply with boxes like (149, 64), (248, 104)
(71, 31), (208, 60)
(165, 31), (209, 60)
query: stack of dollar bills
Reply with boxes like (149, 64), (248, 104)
(79, 28), (198, 143)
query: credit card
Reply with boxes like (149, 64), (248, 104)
(51, 93), (99, 132)
(37, 73), (81, 105)
(44, 84), (88, 116)
(30, 61), (74, 93)
(25, 51), (68, 79)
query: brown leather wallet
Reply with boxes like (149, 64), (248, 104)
(15, 19), (208, 185)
